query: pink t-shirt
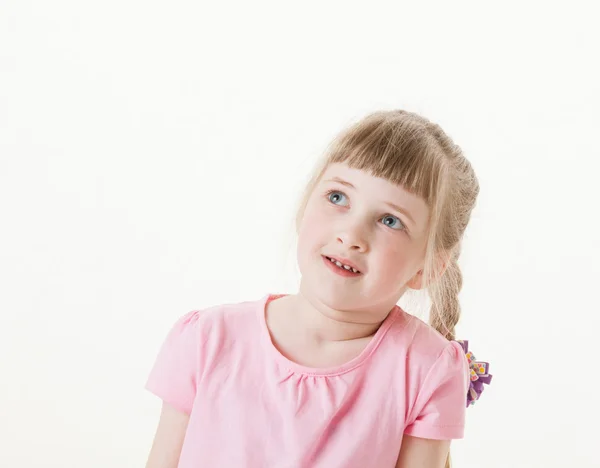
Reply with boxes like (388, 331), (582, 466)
(145, 294), (469, 467)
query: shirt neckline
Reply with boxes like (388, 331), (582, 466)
(257, 293), (403, 377)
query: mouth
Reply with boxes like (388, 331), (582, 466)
(322, 255), (362, 277)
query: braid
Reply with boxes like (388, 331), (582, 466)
(434, 253), (464, 468)
(429, 250), (463, 341)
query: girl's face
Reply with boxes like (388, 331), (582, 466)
(297, 162), (431, 316)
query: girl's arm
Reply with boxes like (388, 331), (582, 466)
(395, 435), (451, 468)
(145, 402), (190, 468)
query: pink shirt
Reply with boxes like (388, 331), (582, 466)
(145, 294), (469, 467)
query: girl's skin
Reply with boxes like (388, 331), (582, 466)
(267, 162), (432, 369)
(146, 163), (452, 468)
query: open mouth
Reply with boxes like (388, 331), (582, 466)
(323, 256), (361, 274)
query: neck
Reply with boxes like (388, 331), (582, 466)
(284, 286), (396, 344)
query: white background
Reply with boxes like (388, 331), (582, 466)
(1, 1), (599, 467)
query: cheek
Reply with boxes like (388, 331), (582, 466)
(297, 213), (325, 268)
(375, 239), (414, 279)
(298, 203), (330, 247)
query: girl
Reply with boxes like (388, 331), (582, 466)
(144, 109), (492, 468)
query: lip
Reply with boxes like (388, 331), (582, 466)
(322, 255), (362, 277)
(322, 255), (364, 274)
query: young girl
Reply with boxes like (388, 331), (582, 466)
(144, 109), (492, 468)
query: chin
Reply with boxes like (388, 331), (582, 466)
(304, 279), (358, 311)
(298, 254), (359, 308)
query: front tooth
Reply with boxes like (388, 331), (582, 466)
(343, 265), (351, 270)
(335, 261), (343, 267)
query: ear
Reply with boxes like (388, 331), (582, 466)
(406, 268), (425, 290)
(406, 252), (451, 290)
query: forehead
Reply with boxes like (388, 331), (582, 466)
(320, 163), (430, 230)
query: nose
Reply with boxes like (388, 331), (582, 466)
(335, 222), (368, 253)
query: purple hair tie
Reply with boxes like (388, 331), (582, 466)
(455, 340), (493, 407)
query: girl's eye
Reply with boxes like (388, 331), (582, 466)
(381, 215), (405, 231)
(325, 190), (406, 232)
(327, 190), (349, 206)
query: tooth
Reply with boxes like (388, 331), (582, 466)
(351, 268), (358, 273)
(335, 261), (343, 267)
(343, 265), (351, 270)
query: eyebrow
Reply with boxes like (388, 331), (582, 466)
(324, 176), (416, 225)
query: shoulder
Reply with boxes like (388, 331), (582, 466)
(389, 307), (465, 369)
(387, 310), (469, 439)
(168, 295), (266, 342)
(145, 295), (269, 413)
(147, 294), (267, 379)
(383, 308), (469, 399)
(383, 308), (445, 361)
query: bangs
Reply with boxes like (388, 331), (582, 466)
(327, 113), (447, 207)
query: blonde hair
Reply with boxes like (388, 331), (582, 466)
(294, 109), (480, 468)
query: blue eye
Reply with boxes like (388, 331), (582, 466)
(381, 215), (405, 230)
(327, 190), (348, 206)
(325, 190), (407, 231)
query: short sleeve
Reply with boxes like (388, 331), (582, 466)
(403, 340), (470, 440)
(145, 310), (202, 415)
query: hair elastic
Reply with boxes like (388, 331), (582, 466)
(455, 340), (493, 407)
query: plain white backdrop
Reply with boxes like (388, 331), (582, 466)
(1, 1), (599, 467)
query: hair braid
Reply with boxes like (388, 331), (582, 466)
(429, 248), (463, 341)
